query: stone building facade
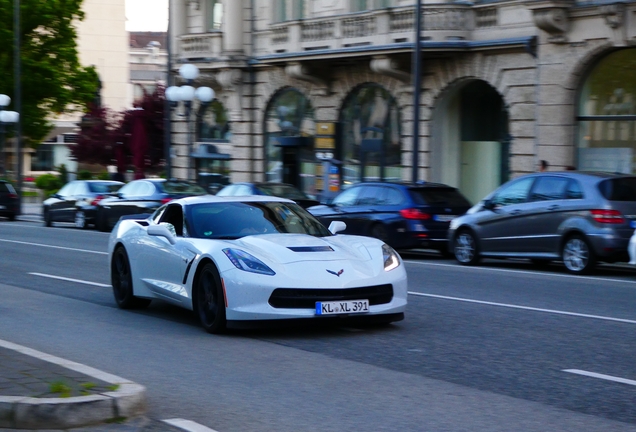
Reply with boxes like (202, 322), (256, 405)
(169, 0), (636, 204)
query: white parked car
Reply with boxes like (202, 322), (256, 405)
(108, 195), (408, 333)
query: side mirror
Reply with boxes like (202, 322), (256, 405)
(483, 199), (496, 211)
(328, 221), (347, 235)
(147, 223), (177, 245)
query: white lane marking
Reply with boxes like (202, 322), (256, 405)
(563, 369), (636, 386)
(404, 260), (636, 285)
(408, 292), (636, 325)
(29, 272), (110, 288)
(163, 418), (219, 432)
(0, 238), (107, 255)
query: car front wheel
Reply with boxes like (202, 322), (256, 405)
(74, 210), (87, 229)
(195, 263), (227, 334)
(562, 235), (596, 274)
(111, 246), (151, 309)
(454, 229), (480, 265)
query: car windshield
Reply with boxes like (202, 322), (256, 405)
(159, 181), (207, 195)
(598, 178), (636, 201)
(88, 182), (122, 193)
(187, 201), (332, 239)
(257, 184), (308, 200)
(410, 188), (472, 206)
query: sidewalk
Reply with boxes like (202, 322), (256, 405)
(0, 339), (175, 431)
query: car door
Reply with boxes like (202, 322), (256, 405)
(525, 176), (570, 253)
(136, 204), (198, 302)
(101, 181), (142, 227)
(50, 182), (77, 222)
(473, 176), (536, 253)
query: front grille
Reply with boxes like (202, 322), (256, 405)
(268, 284), (393, 309)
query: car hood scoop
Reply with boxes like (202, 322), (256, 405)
(234, 234), (372, 264)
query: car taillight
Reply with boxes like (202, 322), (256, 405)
(591, 209), (625, 224)
(8, 193), (17, 199)
(90, 195), (104, 206)
(399, 208), (431, 220)
(161, 198), (173, 204)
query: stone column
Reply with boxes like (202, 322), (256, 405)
(170, 0), (187, 57)
(223, 0), (243, 54)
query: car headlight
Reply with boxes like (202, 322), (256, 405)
(223, 248), (276, 276)
(382, 244), (400, 272)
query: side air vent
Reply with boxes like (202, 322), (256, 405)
(287, 246), (334, 252)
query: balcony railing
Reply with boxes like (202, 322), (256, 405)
(179, 32), (223, 61)
(268, 5), (477, 54)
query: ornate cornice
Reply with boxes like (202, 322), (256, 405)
(526, 0), (574, 44)
(600, 2), (626, 29)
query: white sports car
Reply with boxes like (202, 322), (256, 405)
(108, 195), (408, 333)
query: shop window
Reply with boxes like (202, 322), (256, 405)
(206, 0), (223, 31)
(339, 83), (402, 185)
(577, 49), (636, 173)
(31, 143), (54, 171)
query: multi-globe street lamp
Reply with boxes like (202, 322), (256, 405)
(165, 64), (215, 181)
(0, 94), (19, 177)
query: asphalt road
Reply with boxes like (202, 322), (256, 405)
(0, 220), (635, 431)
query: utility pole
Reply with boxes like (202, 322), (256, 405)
(411, 0), (422, 184)
(14, 0), (22, 214)
(164, 0), (172, 179)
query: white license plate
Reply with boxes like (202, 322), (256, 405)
(316, 299), (369, 315)
(434, 214), (456, 222)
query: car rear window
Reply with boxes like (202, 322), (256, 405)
(0, 183), (10, 193)
(598, 178), (636, 201)
(88, 182), (122, 193)
(160, 181), (207, 195)
(410, 188), (472, 207)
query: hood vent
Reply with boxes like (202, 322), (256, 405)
(287, 246), (334, 252)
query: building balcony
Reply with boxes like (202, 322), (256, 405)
(178, 32), (224, 62)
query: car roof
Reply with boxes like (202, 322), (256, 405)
(348, 181), (457, 189)
(174, 195), (295, 205)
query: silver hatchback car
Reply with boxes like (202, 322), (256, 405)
(448, 172), (636, 274)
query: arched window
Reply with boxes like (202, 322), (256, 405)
(263, 88), (316, 194)
(197, 100), (230, 142)
(339, 83), (402, 186)
(577, 49), (636, 173)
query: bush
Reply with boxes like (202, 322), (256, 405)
(97, 171), (110, 180)
(77, 170), (93, 180)
(35, 173), (62, 191)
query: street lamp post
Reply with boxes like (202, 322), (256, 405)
(165, 64), (215, 181)
(0, 94), (19, 178)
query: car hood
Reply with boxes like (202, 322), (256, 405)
(228, 234), (376, 264)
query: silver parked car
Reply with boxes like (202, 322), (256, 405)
(448, 172), (636, 274)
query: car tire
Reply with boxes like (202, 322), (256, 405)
(7, 212), (15, 222)
(44, 209), (52, 227)
(74, 210), (87, 229)
(562, 234), (596, 275)
(370, 223), (389, 243)
(454, 229), (480, 266)
(194, 263), (227, 334)
(111, 246), (152, 309)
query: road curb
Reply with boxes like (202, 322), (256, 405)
(0, 339), (146, 430)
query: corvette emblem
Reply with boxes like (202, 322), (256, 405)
(326, 269), (344, 277)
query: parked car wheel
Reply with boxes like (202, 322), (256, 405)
(74, 210), (87, 229)
(370, 223), (389, 244)
(7, 212), (15, 222)
(44, 209), (52, 227)
(195, 263), (227, 334)
(111, 247), (151, 309)
(454, 229), (480, 265)
(562, 234), (596, 274)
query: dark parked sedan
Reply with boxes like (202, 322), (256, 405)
(96, 179), (207, 231)
(308, 181), (472, 254)
(448, 171), (636, 274)
(215, 182), (319, 209)
(0, 180), (18, 221)
(43, 180), (123, 229)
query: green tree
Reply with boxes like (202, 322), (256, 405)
(0, 0), (100, 145)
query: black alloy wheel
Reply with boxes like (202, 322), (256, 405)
(111, 246), (151, 309)
(562, 234), (596, 275)
(454, 229), (481, 266)
(195, 263), (227, 334)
